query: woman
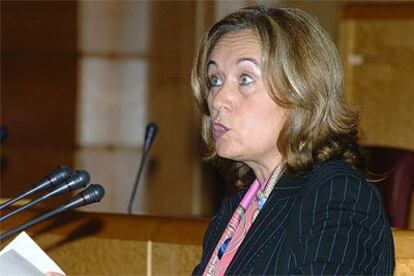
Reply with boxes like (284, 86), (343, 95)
(191, 5), (394, 275)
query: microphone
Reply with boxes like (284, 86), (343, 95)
(128, 122), (158, 214)
(0, 170), (90, 222)
(0, 165), (73, 210)
(0, 184), (105, 241)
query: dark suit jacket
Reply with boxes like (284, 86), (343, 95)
(193, 159), (395, 275)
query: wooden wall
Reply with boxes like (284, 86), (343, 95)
(1, 1), (77, 205)
(145, 1), (197, 216)
(340, 3), (414, 150)
(0, 1), (224, 217)
(145, 1), (222, 216)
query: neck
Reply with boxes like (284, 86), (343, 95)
(247, 156), (283, 184)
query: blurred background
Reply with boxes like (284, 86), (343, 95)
(1, 0), (413, 226)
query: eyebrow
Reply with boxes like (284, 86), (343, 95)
(236, 57), (260, 67)
(207, 60), (217, 69)
(207, 57), (260, 70)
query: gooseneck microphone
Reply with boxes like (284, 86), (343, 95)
(128, 122), (158, 214)
(0, 165), (73, 210)
(0, 184), (105, 241)
(0, 170), (90, 222)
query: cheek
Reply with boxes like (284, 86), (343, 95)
(232, 109), (269, 148)
(242, 105), (287, 141)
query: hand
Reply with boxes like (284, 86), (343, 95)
(45, 272), (65, 276)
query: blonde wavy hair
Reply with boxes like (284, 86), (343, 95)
(192, 6), (366, 186)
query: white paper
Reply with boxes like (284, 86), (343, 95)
(0, 231), (65, 275)
(0, 249), (44, 276)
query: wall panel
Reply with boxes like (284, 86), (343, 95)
(1, 1), (77, 202)
(340, 3), (414, 150)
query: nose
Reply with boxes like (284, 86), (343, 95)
(211, 81), (233, 113)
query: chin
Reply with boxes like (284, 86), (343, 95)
(215, 146), (241, 161)
(215, 146), (232, 159)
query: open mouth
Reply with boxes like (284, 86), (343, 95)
(212, 122), (229, 139)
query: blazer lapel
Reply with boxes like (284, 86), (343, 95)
(197, 190), (246, 273)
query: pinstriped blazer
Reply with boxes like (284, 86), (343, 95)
(193, 159), (395, 275)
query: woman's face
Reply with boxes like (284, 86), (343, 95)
(207, 29), (288, 169)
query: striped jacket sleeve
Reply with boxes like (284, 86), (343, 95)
(290, 175), (394, 275)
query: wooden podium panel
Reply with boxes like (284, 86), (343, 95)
(0, 209), (207, 275)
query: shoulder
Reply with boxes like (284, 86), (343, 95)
(308, 159), (363, 181)
(290, 159), (394, 274)
(305, 159), (376, 196)
(303, 159), (382, 208)
(298, 159), (388, 231)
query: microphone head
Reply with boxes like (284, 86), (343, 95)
(144, 122), (158, 151)
(64, 170), (90, 191)
(33, 166), (73, 193)
(57, 184), (105, 213)
(80, 184), (105, 204)
(46, 169), (90, 197)
(48, 166), (73, 186)
(146, 122), (158, 136)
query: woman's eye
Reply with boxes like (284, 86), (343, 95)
(240, 74), (253, 85)
(209, 75), (222, 88)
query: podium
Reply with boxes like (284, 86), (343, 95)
(0, 209), (207, 275)
(1, 208), (414, 275)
